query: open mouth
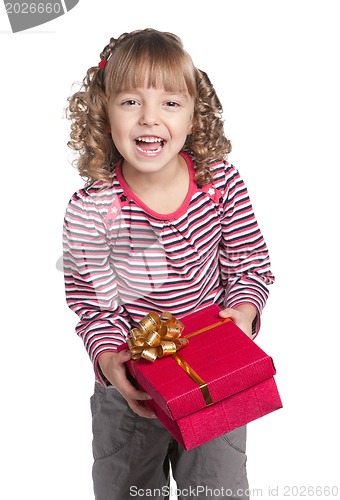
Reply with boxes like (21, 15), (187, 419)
(135, 136), (165, 154)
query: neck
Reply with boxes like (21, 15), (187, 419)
(122, 154), (185, 194)
(120, 154), (190, 214)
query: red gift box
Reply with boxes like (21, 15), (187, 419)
(124, 304), (282, 450)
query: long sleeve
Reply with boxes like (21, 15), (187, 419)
(63, 189), (131, 384)
(218, 163), (275, 335)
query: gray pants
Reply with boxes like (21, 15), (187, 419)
(91, 383), (249, 499)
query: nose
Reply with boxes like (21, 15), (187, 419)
(138, 103), (160, 127)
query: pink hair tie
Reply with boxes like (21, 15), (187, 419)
(99, 60), (107, 69)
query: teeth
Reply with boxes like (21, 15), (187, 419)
(136, 137), (163, 143)
(136, 144), (163, 154)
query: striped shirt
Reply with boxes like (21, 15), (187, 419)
(63, 152), (275, 385)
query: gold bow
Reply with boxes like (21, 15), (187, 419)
(127, 311), (189, 362)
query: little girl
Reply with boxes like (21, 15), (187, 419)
(63, 28), (274, 500)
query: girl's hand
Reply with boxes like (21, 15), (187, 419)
(98, 350), (157, 418)
(219, 304), (257, 339)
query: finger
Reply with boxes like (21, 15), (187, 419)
(219, 307), (237, 319)
(116, 349), (132, 361)
(115, 376), (152, 402)
(125, 386), (152, 401)
(128, 399), (157, 419)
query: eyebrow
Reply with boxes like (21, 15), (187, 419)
(116, 89), (191, 99)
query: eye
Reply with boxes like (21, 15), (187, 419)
(122, 99), (139, 106)
(165, 101), (180, 107)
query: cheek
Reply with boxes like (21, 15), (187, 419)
(109, 119), (125, 141)
(109, 127), (123, 150)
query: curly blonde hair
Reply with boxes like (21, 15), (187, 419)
(67, 28), (231, 185)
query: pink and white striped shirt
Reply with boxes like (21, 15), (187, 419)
(63, 153), (275, 385)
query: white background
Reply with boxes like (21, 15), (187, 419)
(1, 1), (339, 499)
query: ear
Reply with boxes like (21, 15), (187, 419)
(187, 118), (194, 135)
(187, 108), (196, 135)
(104, 103), (112, 133)
(104, 112), (111, 133)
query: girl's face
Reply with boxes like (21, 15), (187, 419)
(107, 86), (194, 178)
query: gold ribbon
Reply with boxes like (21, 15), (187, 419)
(127, 312), (231, 407)
(127, 311), (189, 362)
(172, 353), (213, 406)
(185, 318), (231, 339)
(173, 318), (231, 406)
